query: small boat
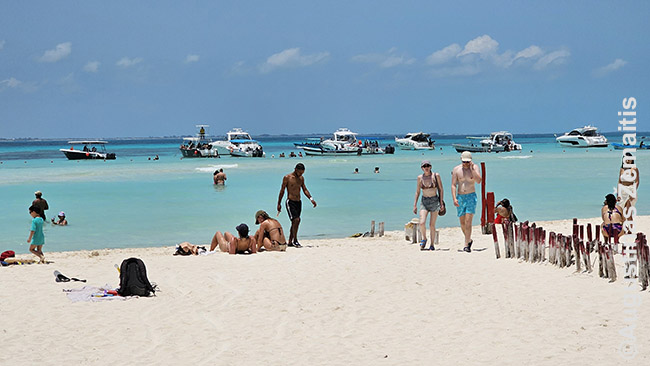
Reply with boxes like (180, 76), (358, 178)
(452, 131), (522, 153)
(556, 125), (608, 147)
(359, 139), (385, 155)
(395, 132), (435, 150)
(610, 142), (650, 150)
(212, 128), (264, 157)
(180, 125), (219, 158)
(59, 141), (116, 160)
(294, 128), (365, 156)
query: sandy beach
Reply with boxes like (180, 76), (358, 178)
(2, 216), (648, 365)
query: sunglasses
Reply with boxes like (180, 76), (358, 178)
(422, 164), (431, 168)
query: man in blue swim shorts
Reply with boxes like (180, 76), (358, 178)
(451, 151), (482, 253)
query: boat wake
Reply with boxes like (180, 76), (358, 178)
(195, 164), (239, 172)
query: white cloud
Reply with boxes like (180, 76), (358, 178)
(458, 35), (499, 59)
(0, 40), (5, 50)
(259, 48), (329, 73)
(0, 77), (21, 89)
(84, 61), (100, 73)
(351, 48), (416, 68)
(0, 77), (38, 92)
(533, 49), (570, 70)
(514, 46), (543, 61)
(185, 54), (200, 63)
(593, 58), (627, 77)
(38, 42), (72, 62)
(116, 57), (143, 68)
(426, 44), (461, 65)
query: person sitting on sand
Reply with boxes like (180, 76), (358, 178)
(253, 210), (287, 251)
(174, 242), (204, 255)
(494, 199), (517, 224)
(51, 211), (68, 226)
(601, 193), (625, 245)
(210, 223), (257, 254)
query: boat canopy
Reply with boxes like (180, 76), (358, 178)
(67, 140), (108, 144)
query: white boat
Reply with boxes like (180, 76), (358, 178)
(395, 132), (435, 150)
(295, 128), (382, 156)
(59, 141), (116, 160)
(452, 131), (522, 153)
(555, 125), (608, 147)
(229, 139), (265, 157)
(180, 125), (219, 158)
(212, 128), (264, 157)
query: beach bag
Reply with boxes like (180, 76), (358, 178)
(117, 258), (155, 297)
(0, 250), (15, 261)
(436, 173), (446, 216)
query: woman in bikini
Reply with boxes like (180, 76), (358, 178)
(254, 210), (287, 251)
(601, 193), (625, 245)
(413, 160), (444, 251)
(210, 223), (257, 254)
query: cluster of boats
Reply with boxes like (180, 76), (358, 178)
(57, 124), (639, 161)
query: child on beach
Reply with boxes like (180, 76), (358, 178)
(27, 205), (46, 263)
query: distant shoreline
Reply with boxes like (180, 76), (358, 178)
(1, 131), (648, 142)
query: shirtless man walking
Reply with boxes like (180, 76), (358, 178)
(277, 163), (317, 247)
(451, 151), (482, 252)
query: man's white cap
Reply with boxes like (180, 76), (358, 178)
(461, 151), (472, 162)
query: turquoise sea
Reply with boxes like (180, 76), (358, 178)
(1, 134), (647, 254)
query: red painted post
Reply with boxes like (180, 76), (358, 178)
(486, 192), (495, 224)
(481, 162), (486, 228)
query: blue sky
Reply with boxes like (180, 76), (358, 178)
(0, 1), (647, 138)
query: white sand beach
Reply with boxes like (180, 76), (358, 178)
(2, 216), (649, 365)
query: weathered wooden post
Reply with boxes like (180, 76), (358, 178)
(565, 235), (573, 267)
(370, 220), (375, 237)
(378, 222), (385, 237)
(492, 223), (500, 259)
(528, 223), (536, 262)
(515, 222), (521, 259)
(507, 221), (515, 258)
(484, 192), (495, 234)
(549, 232), (556, 265)
(573, 224), (581, 272)
(585, 224), (593, 273)
(596, 225), (605, 277)
(605, 244), (617, 282)
(480, 162), (487, 232)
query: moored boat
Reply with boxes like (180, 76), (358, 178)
(212, 128), (264, 157)
(452, 131), (522, 153)
(180, 125), (219, 158)
(395, 132), (435, 150)
(59, 141), (116, 160)
(556, 125), (608, 147)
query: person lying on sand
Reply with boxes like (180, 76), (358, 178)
(174, 242), (206, 255)
(254, 210), (287, 251)
(210, 223), (257, 254)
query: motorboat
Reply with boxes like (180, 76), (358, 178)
(294, 128), (369, 156)
(59, 141), (116, 160)
(212, 128), (264, 157)
(395, 132), (435, 150)
(180, 125), (219, 158)
(359, 139), (385, 155)
(452, 131), (522, 153)
(555, 125), (608, 147)
(229, 139), (265, 157)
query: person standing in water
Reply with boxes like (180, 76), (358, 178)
(414, 160), (444, 251)
(32, 191), (49, 221)
(277, 163), (316, 248)
(214, 169), (227, 185)
(451, 151), (482, 253)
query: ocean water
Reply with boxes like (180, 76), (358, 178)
(1, 134), (647, 254)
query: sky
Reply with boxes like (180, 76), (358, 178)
(0, 0), (648, 138)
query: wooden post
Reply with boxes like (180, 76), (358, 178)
(605, 244), (617, 282)
(491, 223), (500, 259)
(378, 222), (385, 237)
(573, 224), (581, 272)
(411, 221), (418, 244)
(370, 220), (375, 237)
(501, 222), (510, 258)
(528, 224), (536, 262)
(514, 223), (521, 259)
(595, 225), (604, 277)
(508, 221), (515, 259)
(483, 192), (495, 234)
(480, 162), (486, 229)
